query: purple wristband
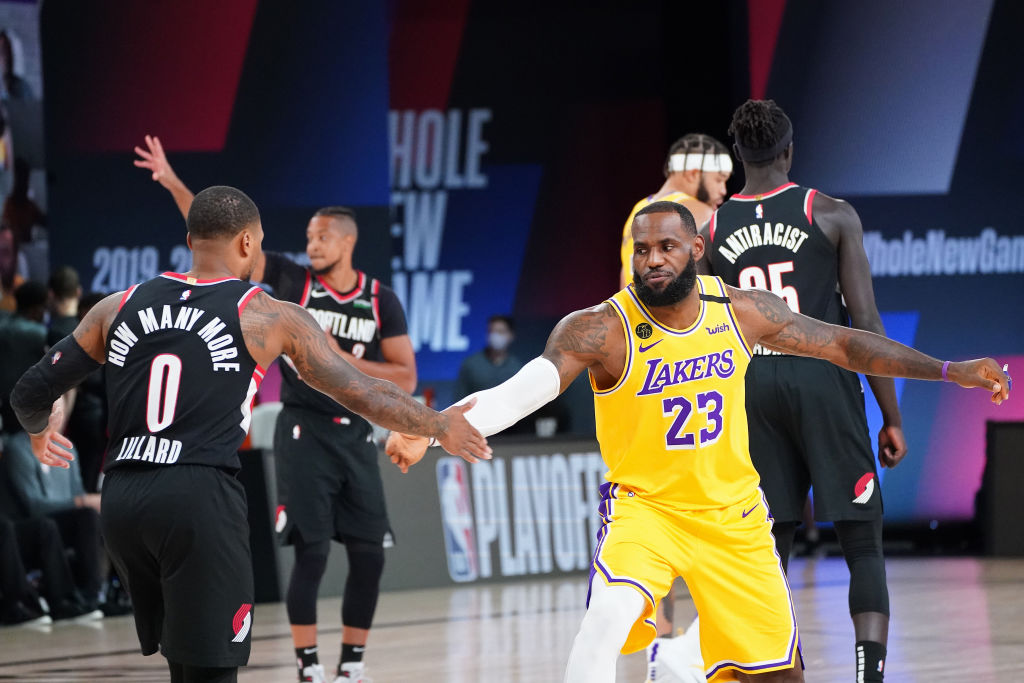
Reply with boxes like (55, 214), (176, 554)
(941, 360), (950, 381)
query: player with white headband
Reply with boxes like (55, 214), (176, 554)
(619, 133), (733, 288)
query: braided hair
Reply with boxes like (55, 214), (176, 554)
(728, 99), (793, 166)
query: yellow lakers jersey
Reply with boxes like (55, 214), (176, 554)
(620, 191), (694, 285)
(592, 275), (759, 509)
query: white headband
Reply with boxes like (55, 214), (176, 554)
(669, 153), (733, 175)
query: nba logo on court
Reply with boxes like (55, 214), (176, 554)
(436, 459), (479, 582)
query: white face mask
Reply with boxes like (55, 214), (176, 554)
(487, 331), (511, 352)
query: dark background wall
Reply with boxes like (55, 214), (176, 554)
(39, 0), (1024, 522)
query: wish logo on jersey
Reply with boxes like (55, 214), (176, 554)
(636, 348), (736, 396)
(437, 459), (479, 582)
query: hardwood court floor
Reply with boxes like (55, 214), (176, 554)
(1, 557), (1022, 682)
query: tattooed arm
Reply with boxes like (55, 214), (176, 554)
(729, 285), (1010, 404)
(241, 291), (489, 460)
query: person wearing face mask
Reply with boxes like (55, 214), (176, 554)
(454, 315), (523, 403)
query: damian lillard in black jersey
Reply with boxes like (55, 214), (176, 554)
(134, 137), (416, 682)
(10, 186), (488, 683)
(703, 100), (904, 682)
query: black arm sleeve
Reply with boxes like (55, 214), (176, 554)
(376, 285), (409, 339)
(10, 336), (101, 434)
(261, 252), (311, 303)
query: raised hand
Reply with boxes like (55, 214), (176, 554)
(948, 359), (1011, 404)
(133, 134), (179, 188)
(28, 398), (75, 469)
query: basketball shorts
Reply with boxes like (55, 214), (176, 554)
(745, 355), (882, 523)
(101, 465), (254, 667)
(273, 406), (390, 546)
(589, 484), (801, 683)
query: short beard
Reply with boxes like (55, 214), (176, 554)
(633, 253), (697, 308)
(695, 175), (710, 205)
(312, 259), (340, 276)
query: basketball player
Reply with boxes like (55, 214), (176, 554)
(387, 202), (1009, 683)
(620, 134), (733, 683)
(135, 135), (412, 682)
(8, 186), (490, 683)
(620, 134), (732, 287)
(701, 99), (903, 682)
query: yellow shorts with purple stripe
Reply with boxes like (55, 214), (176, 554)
(589, 483), (802, 682)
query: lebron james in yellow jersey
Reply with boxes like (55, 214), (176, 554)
(387, 203), (1010, 683)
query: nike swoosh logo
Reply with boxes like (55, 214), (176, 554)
(353, 646), (366, 653)
(638, 339), (663, 353)
(309, 290), (331, 298)
(302, 647), (318, 655)
(741, 503), (759, 518)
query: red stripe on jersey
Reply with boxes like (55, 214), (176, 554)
(314, 271), (365, 304)
(804, 189), (817, 225)
(709, 211), (718, 243)
(237, 286), (262, 315)
(731, 182), (798, 201)
(299, 271), (312, 307)
(118, 284), (139, 311)
(371, 278), (381, 330)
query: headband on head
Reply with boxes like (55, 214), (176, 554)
(668, 153), (733, 175)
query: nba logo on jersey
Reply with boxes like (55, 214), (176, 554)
(436, 458), (479, 582)
(180, 289), (192, 301)
(755, 203), (764, 219)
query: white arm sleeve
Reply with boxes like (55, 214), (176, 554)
(435, 357), (561, 441)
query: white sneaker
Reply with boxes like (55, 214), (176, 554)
(333, 662), (373, 682)
(645, 622), (705, 683)
(300, 663), (328, 683)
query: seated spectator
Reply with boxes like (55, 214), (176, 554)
(0, 513), (100, 624)
(0, 282), (106, 613)
(47, 266), (80, 345)
(0, 280), (45, 433)
(0, 431), (105, 614)
(454, 315), (523, 400)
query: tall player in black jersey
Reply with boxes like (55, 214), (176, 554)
(8, 186), (489, 683)
(135, 135), (413, 682)
(702, 100), (904, 682)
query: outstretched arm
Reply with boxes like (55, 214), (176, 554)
(240, 291), (488, 460)
(135, 134), (268, 281)
(387, 304), (618, 471)
(730, 285), (1010, 403)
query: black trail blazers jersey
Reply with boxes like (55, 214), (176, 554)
(104, 273), (265, 473)
(277, 269), (407, 421)
(710, 182), (847, 351)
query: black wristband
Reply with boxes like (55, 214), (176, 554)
(10, 335), (101, 434)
